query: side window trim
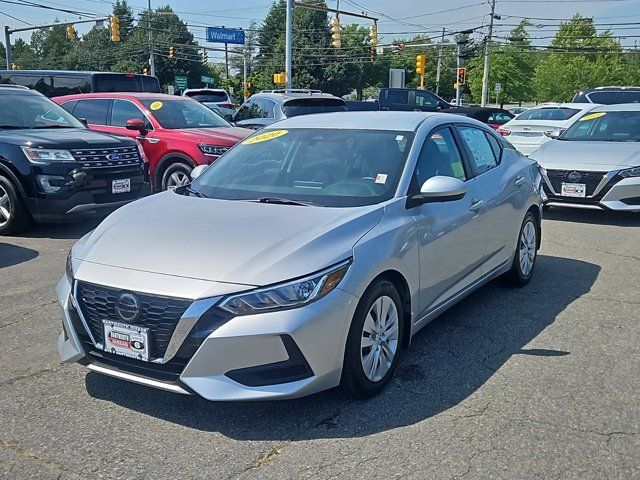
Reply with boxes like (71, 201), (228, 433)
(455, 125), (500, 178)
(484, 131), (503, 164)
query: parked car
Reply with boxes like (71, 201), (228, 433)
(498, 103), (600, 156)
(450, 97), (471, 107)
(233, 89), (347, 129)
(57, 111), (543, 400)
(54, 93), (252, 191)
(182, 88), (235, 120)
(0, 70), (161, 97)
(446, 107), (514, 130)
(0, 85), (150, 235)
(572, 86), (640, 104)
(378, 87), (449, 112)
(530, 104), (640, 211)
(344, 99), (380, 111)
(509, 106), (530, 116)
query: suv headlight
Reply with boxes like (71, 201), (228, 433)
(22, 147), (74, 164)
(619, 166), (640, 178)
(219, 260), (351, 316)
(66, 250), (74, 283)
(198, 144), (230, 156)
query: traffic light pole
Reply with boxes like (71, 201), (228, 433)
(435, 28), (444, 95)
(481, 0), (496, 107)
(4, 17), (110, 70)
(455, 42), (461, 107)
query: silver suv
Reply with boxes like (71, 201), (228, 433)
(233, 89), (347, 129)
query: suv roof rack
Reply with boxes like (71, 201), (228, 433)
(260, 89), (323, 94)
(0, 84), (29, 89)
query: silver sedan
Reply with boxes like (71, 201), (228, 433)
(58, 112), (543, 400)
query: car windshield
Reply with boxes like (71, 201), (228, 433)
(516, 107), (581, 121)
(561, 111), (640, 142)
(191, 128), (415, 207)
(141, 98), (230, 129)
(0, 93), (84, 129)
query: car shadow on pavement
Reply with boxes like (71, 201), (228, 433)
(22, 219), (101, 240)
(0, 242), (39, 268)
(85, 254), (600, 440)
(544, 207), (640, 227)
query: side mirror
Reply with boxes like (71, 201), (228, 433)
(224, 114), (233, 122)
(437, 101), (447, 110)
(126, 118), (147, 133)
(415, 176), (467, 204)
(544, 128), (564, 139)
(190, 164), (208, 181)
(78, 117), (88, 127)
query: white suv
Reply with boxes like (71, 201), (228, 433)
(182, 89), (235, 120)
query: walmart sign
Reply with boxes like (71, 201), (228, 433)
(206, 27), (245, 45)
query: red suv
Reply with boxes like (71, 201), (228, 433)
(53, 93), (252, 190)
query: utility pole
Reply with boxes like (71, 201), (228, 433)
(148, 0), (155, 76)
(435, 27), (444, 95)
(243, 51), (248, 99)
(4, 27), (12, 69)
(481, 0), (496, 107)
(285, 0), (293, 89)
(455, 42), (461, 107)
(224, 43), (229, 78)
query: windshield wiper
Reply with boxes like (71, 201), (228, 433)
(244, 197), (313, 206)
(32, 125), (76, 129)
(0, 125), (27, 129)
(183, 186), (208, 198)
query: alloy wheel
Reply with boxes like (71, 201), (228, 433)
(0, 185), (11, 227)
(360, 295), (400, 382)
(519, 220), (537, 276)
(166, 171), (190, 190)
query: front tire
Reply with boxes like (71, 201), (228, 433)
(503, 212), (538, 287)
(161, 162), (193, 191)
(0, 175), (31, 236)
(341, 279), (404, 399)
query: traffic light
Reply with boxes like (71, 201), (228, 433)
(66, 24), (76, 39)
(110, 16), (120, 42)
(369, 47), (375, 63)
(330, 17), (341, 48)
(273, 72), (286, 85)
(457, 67), (467, 85)
(202, 50), (208, 64)
(143, 67), (148, 75)
(369, 23), (378, 46)
(169, 46), (175, 59)
(11, 63), (19, 70)
(415, 54), (426, 75)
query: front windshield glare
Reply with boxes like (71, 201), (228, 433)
(0, 94), (85, 129)
(192, 128), (415, 207)
(141, 99), (230, 129)
(561, 111), (640, 142)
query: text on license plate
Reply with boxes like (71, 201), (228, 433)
(102, 320), (149, 361)
(112, 178), (131, 194)
(560, 183), (586, 198)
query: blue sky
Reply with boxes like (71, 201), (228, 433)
(2, 0), (640, 65)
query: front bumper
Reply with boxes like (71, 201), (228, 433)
(542, 170), (640, 212)
(56, 274), (358, 401)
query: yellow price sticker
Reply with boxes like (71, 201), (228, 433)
(242, 129), (288, 145)
(578, 112), (606, 122)
(149, 101), (163, 111)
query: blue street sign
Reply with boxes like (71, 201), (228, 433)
(206, 27), (245, 45)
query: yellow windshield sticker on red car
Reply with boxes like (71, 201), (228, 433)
(149, 101), (163, 111)
(242, 129), (288, 145)
(579, 112), (606, 122)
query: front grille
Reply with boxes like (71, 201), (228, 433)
(72, 145), (141, 170)
(75, 281), (191, 359)
(546, 170), (606, 197)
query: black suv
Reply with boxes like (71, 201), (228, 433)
(572, 86), (640, 104)
(0, 85), (150, 235)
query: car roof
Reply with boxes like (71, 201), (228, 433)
(0, 69), (152, 76)
(0, 85), (42, 96)
(529, 102), (598, 110)
(268, 111), (458, 131)
(252, 90), (343, 102)
(53, 92), (187, 101)
(589, 103), (640, 112)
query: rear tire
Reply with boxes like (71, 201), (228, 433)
(161, 162), (192, 191)
(341, 279), (404, 399)
(503, 212), (538, 287)
(0, 175), (31, 236)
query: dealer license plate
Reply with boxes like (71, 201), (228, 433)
(102, 320), (149, 362)
(560, 183), (586, 198)
(112, 178), (131, 194)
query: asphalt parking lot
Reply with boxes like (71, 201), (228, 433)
(1, 207), (639, 480)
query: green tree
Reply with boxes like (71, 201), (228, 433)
(533, 14), (626, 101)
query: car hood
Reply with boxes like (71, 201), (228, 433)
(73, 191), (384, 286)
(0, 127), (135, 149)
(531, 140), (640, 171)
(159, 126), (251, 146)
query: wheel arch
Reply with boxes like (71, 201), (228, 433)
(370, 269), (412, 349)
(155, 152), (195, 187)
(0, 159), (27, 198)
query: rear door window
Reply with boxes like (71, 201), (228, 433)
(50, 76), (90, 96)
(110, 100), (149, 128)
(73, 99), (110, 125)
(586, 91), (622, 104)
(621, 91), (640, 103)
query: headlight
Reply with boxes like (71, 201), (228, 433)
(619, 166), (640, 178)
(198, 144), (230, 156)
(65, 250), (74, 283)
(21, 147), (75, 164)
(219, 260), (351, 316)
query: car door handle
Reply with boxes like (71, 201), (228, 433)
(469, 199), (485, 212)
(514, 176), (525, 187)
